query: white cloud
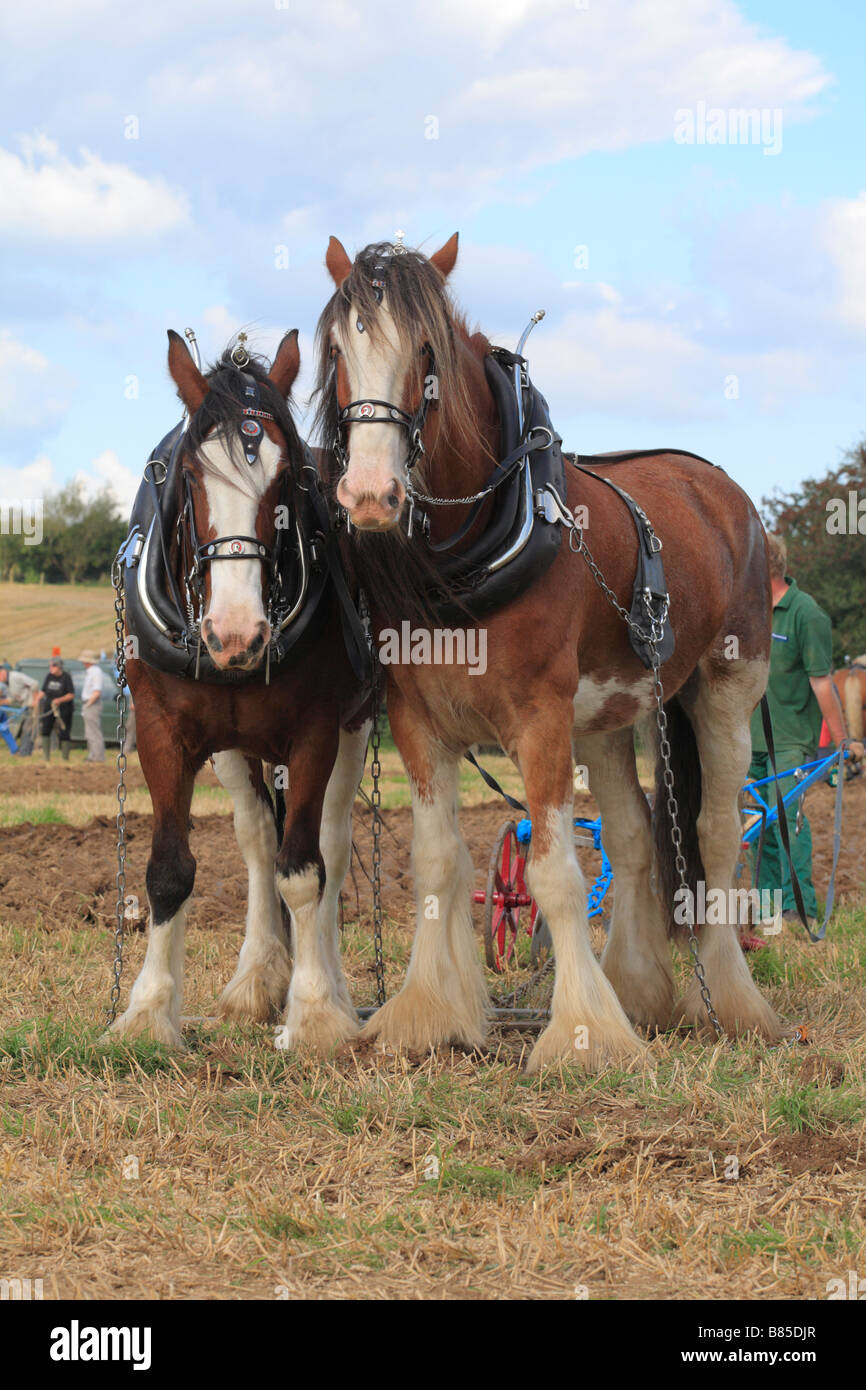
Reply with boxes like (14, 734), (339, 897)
(0, 328), (72, 438)
(74, 449), (139, 514)
(524, 296), (820, 426)
(0, 134), (189, 243)
(0, 450), (137, 515)
(0, 452), (54, 499)
(820, 192), (866, 335)
(6, 0), (825, 231)
(692, 190), (866, 352)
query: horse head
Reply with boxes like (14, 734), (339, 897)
(316, 233), (463, 532)
(167, 328), (301, 672)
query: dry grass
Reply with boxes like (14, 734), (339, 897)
(0, 742), (534, 824)
(0, 582), (115, 664)
(1, 901), (863, 1300)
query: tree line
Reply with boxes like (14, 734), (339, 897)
(0, 483), (127, 584)
(0, 442), (863, 663)
(761, 438), (866, 665)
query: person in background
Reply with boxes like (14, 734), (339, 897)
(0, 662), (39, 756)
(36, 657), (75, 761)
(79, 649), (105, 762)
(749, 533), (864, 927)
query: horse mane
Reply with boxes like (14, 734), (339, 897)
(311, 243), (493, 628)
(169, 344), (305, 595)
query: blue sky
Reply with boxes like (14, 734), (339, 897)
(1, 0), (864, 516)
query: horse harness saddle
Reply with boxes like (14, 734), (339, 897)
(116, 391), (370, 684)
(422, 345), (715, 669)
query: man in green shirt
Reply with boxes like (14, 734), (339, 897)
(749, 534), (863, 923)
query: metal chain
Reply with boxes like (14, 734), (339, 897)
(106, 558), (129, 1028)
(410, 482), (493, 507)
(358, 586), (387, 1009)
(650, 640), (723, 1039)
(493, 954), (554, 1010)
(370, 698), (386, 1008)
(569, 521), (723, 1038)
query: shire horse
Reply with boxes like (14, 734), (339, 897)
(314, 233), (782, 1073)
(109, 330), (368, 1051)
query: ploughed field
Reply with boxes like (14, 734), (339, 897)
(0, 748), (864, 1299)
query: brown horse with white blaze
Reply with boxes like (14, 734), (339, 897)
(315, 233), (782, 1073)
(109, 330), (368, 1052)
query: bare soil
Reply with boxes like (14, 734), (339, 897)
(1, 762), (864, 936)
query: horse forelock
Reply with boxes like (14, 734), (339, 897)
(177, 345), (303, 526)
(312, 241), (486, 465)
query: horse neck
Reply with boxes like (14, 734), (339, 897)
(422, 335), (499, 548)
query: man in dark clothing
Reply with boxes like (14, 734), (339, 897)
(36, 659), (75, 761)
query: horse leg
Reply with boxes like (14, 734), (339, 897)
(277, 724), (359, 1051)
(675, 660), (783, 1040)
(108, 748), (195, 1049)
(214, 750), (292, 1023)
(518, 717), (644, 1072)
(362, 741), (489, 1052)
(579, 727), (675, 1031)
(317, 721), (370, 1014)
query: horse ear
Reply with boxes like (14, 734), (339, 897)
(326, 235), (353, 287)
(430, 232), (459, 279)
(268, 329), (300, 397)
(167, 329), (208, 413)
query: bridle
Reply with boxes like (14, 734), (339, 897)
(328, 256), (553, 547)
(174, 372), (298, 659)
(332, 341), (435, 481)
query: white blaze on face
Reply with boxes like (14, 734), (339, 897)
(333, 302), (408, 529)
(199, 428), (282, 666)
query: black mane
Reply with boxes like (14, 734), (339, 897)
(185, 347), (303, 474)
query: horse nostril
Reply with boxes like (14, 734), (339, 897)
(387, 491), (399, 509)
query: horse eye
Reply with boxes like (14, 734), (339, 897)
(356, 317), (365, 334)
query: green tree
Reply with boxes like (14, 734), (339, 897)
(0, 482), (126, 585)
(761, 440), (866, 665)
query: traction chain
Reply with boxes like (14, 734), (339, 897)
(106, 558), (129, 1029)
(568, 523), (724, 1039)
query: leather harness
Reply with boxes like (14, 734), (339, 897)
(117, 383), (371, 685)
(337, 334), (707, 669)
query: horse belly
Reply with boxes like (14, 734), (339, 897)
(572, 673), (655, 735)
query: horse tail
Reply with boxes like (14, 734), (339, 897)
(653, 697), (706, 938)
(843, 673), (864, 742)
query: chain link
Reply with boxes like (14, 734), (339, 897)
(569, 520), (723, 1038)
(410, 483), (493, 507)
(370, 697), (386, 1008)
(493, 954), (554, 1011)
(106, 559), (129, 1029)
(650, 640), (724, 1039)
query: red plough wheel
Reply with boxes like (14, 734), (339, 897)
(473, 820), (537, 971)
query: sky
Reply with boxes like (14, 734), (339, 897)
(1, 0), (864, 518)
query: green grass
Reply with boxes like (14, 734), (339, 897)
(0, 1017), (180, 1078)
